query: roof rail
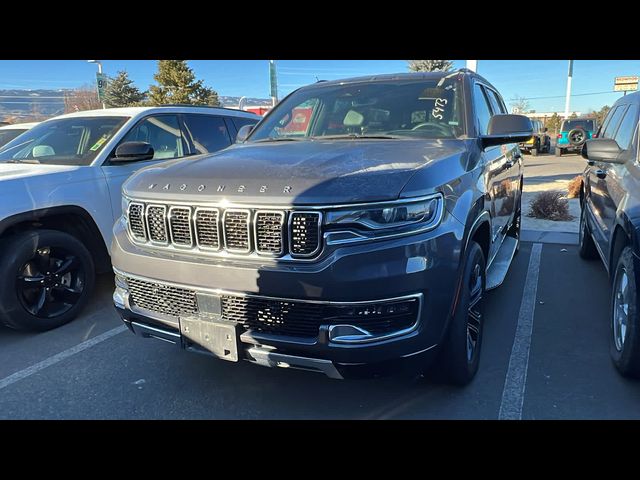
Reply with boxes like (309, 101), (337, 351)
(154, 104), (259, 113)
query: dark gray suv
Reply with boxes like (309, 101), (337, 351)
(111, 70), (532, 385)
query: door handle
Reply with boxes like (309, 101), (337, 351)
(596, 169), (607, 179)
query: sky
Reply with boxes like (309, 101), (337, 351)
(1, 59), (638, 113)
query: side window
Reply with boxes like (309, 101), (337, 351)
(119, 115), (186, 160)
(232, 117), (259, 132)
(182, 114), (232, 154)
(473, 84), (493, 136)
(613, 104), (639, 150)
(601, 105), (627, 139)
(485, 88), (507, 115)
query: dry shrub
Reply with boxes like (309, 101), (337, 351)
(527, 191), (574, 221)
(567, 175), (582, 199)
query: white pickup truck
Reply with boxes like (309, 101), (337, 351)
(0, 105), (260, 331)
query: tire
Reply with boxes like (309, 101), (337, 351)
(434, 241), (486, 385)
(0, 229), (95, 331)
(531, 143), (539, 156)
(556, 147), (563, 157)
(610, 247), (640, 378)
(568, 128), (587, 147)
(578, 206), (598, 260)
(544, 138), (551, 153)
(507, 189), (522, 255)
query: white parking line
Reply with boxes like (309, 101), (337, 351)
(498, 242), (543, 420)
(0, 325), (127, 391)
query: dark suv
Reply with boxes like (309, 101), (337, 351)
(579, 91), (640, 377)
(111, 70), (532, 385)
(556, 118), (597, 156)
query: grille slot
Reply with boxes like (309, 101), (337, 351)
(127, 277), (198, 318)
(255, 211), (285, 255)
(194, 208), (220, 250)
(169, 207), (193, 247)
(146, 205), (168, 243)
(128, 203), (146, 241)
(290, 212), (321, 257)
(223, 209), (251, 252)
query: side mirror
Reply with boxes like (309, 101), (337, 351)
(236, 124), (254, 143)
(582, 138), (625, 163)
(481, 114), (533, 148)
(112, 141), (154, 162)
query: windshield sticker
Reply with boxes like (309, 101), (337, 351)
(89, 135), (109, 152)
(431, 98), (448, 120)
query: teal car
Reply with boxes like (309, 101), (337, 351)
(555, 118), (597, 156)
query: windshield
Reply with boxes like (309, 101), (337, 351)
(0, 116), (128, 166)
(249, 77), (464, 142)
(562, 119), (595, 132)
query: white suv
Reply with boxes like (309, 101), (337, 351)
(0, 105), (260, 331)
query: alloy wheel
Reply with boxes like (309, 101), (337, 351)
(613, 266), (630, 352)
(467, 262), (484, 362)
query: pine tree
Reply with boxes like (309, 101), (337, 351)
(103, 71), (146, 108)
(407, 60), (454, 72)
(147, 60), (220, 106)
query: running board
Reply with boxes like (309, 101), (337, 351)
(486, 236), (518, 290)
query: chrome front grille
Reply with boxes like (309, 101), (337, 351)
(147, 205), (168, 243)
(255, 211), (285, 255)
(194, 208), (220, 250)
(169, 207), (193, 247)
(127, 201), (322, 259)
(223, 209), (251, 252)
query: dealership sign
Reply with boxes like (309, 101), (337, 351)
(614, 76), (638, 92)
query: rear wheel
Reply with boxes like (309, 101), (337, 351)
(578, 206), (598, 260)
(610, 247), (640, 378)
(434, 241), (486, 385)
(0, 229), (95, 331)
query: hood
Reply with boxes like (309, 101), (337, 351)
(0, 162), (79, 181)
(124, 139), (467, 205)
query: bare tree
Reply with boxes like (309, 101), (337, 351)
(63, 85), (102, 113)
(407, 60), (454, 72)
(510, 95), (530, 114)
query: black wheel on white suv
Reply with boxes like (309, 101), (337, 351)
(0, 229), (95, 331)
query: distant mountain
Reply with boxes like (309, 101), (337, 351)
(0, 89), (66, 119)
(0, 89), (272, 122)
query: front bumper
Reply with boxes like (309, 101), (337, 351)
(111, 211), (465, 378)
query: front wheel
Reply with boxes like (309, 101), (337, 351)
(0, 229), (95, 331)
(610, 247), (640, 378)
(555, 147), (563, 157)
(434, 241), (486, 385)
(531, 143), (539, 156)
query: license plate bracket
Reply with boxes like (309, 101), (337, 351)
(180, 317), (239, 362)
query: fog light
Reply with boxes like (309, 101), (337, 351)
(113, 287), (127, 309)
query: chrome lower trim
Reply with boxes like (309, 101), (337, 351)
(130, 321), (181, 344)
(246, 346), (343, 379)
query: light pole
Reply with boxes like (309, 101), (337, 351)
(563, 60), (573, 119)
(87, 60), (105, 109)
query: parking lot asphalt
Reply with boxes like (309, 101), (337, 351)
(522, 149), (585, 190)
(2, 239), (639, 419)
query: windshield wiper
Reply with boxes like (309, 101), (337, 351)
(251, 137), (305, 143)
(5, 159), (41, 164)
(313, 134), (401, 140)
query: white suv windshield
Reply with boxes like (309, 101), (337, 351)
(249, 77), (464, 142)
(0, 116), (128, 166)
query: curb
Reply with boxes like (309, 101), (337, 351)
(521, 230), (578, 245)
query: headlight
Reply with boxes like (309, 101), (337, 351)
(324, 195), (442, 231)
